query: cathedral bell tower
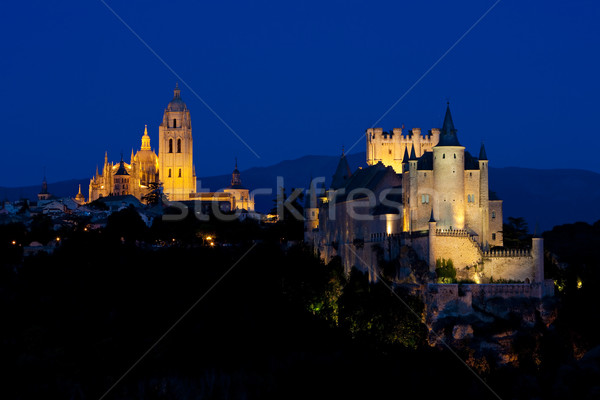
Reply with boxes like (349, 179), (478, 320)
(158, 84), (196, 201)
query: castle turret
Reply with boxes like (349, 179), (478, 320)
(478, 142), (490, 248)
(428, 210), (437, 271)
(432, 103), (465, 229)
(158, 84), (196, 201)
(408, 145), (418, 232)
(331, 151), (352, 190)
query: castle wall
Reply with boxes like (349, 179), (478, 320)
(482, 253), (535, 283)
(429, 230), (481, 271)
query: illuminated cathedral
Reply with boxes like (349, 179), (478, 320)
(88, 85), (254, 211)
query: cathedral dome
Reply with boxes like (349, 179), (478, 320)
(167, 83), (187, 112)
(135, 149), (158, 164)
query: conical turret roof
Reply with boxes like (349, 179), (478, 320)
(437, 103), (461, 146)
(331, 152), (352, 190)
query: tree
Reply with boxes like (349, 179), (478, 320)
(142, 181), (166, 206)
(503, 217), (530, 248)
(435, 258), (456, 283)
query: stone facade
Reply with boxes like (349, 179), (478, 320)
(307, 104), (551, 299)
(88, 85), (253, 209)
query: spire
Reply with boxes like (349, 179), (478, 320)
(141, 124), (151, 150)
(402, 147), (410, 163)
(130, 148), (135, 164)
(104, 151), (108, 165)
(40, 169), (48, 195)
(331, 152), (352, 190)
(479, 142), (488, 161)
(95, 165), (99, 177)
(437, 102), (461, 146)
(409, 145), (417, 161)
(230, 158), (242, 187)
(429, 209), (436, 223)
(78, 184), (82, 195)
(167, 83), (186, 111)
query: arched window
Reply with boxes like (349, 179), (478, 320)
(443, 154), (445, 159)
(492, 211), (496, 219)
(454, 153), (456, 159)
(177, 138), (181, 153)
(169, 139), (173, 153)
(173, 118), (177, 128)
(168, 169), (172, 178)
(178, 168), (182, 177)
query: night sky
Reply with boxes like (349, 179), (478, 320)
(1, 0), (598, 187)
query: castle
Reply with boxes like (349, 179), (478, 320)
(305, 104), (553, 298)
(88, 85), (254, 212)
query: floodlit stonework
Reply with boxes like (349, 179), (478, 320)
(88, 85), (254, 211)
(307, 104), (552, 298)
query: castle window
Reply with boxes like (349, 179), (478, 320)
(168, 169), (172, 178)
(454, 153), (456, 159)
(169, 139), (173, 153)
(421, 194), (430, 204)
(492, 211), (496, 219)
(492, 233), (496, 240)
(443, 154), (445, 159)
(173, 118), (177, 128)
(178, 168), (182, 177)
(470, 172), (472, 177)
(468, 194), (475, 203)
(177, 138), (181, 153)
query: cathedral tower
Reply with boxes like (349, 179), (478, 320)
(158, 84), (196, 201)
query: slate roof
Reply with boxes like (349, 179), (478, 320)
(415, 150), (480, 170)
(436, 103), (461, 147)
(331, 153), (352, 190)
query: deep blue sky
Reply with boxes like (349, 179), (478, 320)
(1, 0), (599, 187)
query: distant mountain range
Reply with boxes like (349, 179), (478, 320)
(2, 152), (599, 232)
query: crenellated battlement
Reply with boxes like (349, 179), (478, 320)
(435, 228), (470, 237)
(369, 232), (402, 242)
(483, 248), (531, 257)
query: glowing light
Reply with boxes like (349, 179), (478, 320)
(56, 237), (61, 242)
(210, 242), (215, 247)
(577, 278), (583, 289)
(206, 236), (212, 241)
(11, 240), (16, 245)
(386, 214), (393, 235)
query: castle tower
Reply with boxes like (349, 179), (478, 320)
(331, 150), (352, 190)
(478, 142), (490, 248)
(158, 84), (196, 201)
(408, 146), (418, 232)
(432, 104), (465, 230)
